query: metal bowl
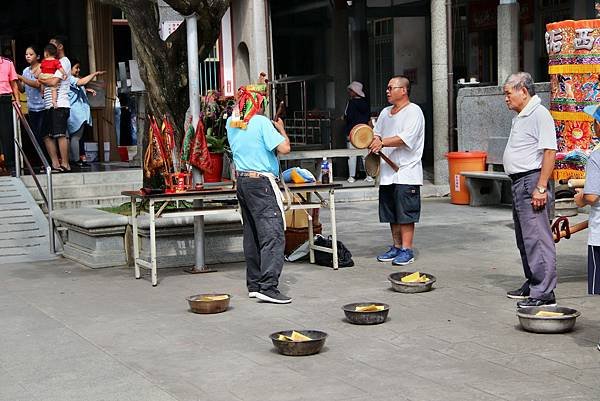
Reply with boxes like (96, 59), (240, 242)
(388, 272), (436, 293)
(342, 302), (390, 325)
(186, 294), (231, 314)
(555, 198), (578, 217)
(516, 306), (581, 334)
(269, 330), (328, 356)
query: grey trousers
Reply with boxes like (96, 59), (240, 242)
(511, 171), (557, 300)
(236, 176), (285, 292)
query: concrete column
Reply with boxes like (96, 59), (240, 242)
(430, 0), (449, 185)
(497, 1), (519, 84)
(231, 0), (270, 86)
(251, 0), (270, 78)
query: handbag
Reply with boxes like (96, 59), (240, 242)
(313, 234), (354, 268)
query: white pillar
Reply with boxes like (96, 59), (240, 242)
(497, 0), (519, 83)
(251, 0), (270, 79)
(431, 0), (449, 185)
(186, 14), (206, 270)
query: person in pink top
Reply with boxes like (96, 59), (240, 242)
(0, 56), (20, 175)
(38, 44), (66, 109)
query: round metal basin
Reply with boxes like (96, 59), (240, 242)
(555, 198), (578, 217)
(342, 302), (390, 325)
(186, 294), (231, 314)
(516, 306), (580, 334)
(388, 272), (436, 293)
(269, 330), (328, 356)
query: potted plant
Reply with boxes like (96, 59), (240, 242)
(201, 91), (234, 182)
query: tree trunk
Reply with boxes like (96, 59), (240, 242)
(95, 0), (231, 142)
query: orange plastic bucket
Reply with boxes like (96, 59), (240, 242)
(446, 151), (487, 205)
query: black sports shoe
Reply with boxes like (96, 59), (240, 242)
(506, 285), (530, 299)
(517, 297), (557, 308)
(256, 288), (292, 304)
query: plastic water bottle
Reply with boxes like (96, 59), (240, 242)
(320, 157), (330, 184)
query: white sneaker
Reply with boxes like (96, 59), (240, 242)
(347, 177), (355, 183)
(364, 176), (374, 183)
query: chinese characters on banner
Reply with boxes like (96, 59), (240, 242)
(546, 19), (600, 180)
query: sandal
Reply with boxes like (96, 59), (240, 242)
(59, 165), (71, 173)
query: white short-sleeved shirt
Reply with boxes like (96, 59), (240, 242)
(56, 57), (71, 108)
(502, 95), (557, 175)
(373, 103), (425, 185)
(584, 149), (600, 246)
(43, 56), (71, 110)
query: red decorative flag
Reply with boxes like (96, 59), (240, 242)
(189, 119), (212, 173)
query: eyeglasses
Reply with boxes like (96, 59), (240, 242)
(386, 86), (405, 91)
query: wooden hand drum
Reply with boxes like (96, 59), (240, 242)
(349, 124), (399, 172)
(349, 124), (374, 149)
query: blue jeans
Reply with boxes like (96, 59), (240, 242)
(114, 106), (121, 146)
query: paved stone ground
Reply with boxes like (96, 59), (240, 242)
(1, 199), (599, 401)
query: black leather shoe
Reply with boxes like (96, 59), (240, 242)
(506, 285), (530, 299)
(517, 297), (557, 308)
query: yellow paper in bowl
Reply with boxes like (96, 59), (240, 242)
(200, 295), (229, 301)
(402, 272), (429, 283)
(535, 311), (564, 317)
(401, 272), (420, 282)
(355, 304), (385, 312)
(290, 331), (312, 342)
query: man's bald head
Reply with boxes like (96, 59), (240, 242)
(390, 75), (411, 97)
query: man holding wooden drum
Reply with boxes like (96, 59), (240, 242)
(369, 75), (425, 266)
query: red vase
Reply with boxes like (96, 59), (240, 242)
(204, 152), (224, 182)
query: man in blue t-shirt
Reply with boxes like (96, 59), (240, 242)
(227, 87), (291, 304)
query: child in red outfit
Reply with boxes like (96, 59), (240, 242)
(38, 44), (66, 108)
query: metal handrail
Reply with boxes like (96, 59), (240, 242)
(11, 101), (58, 253)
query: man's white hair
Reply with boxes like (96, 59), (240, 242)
(503, 72), (535, 96)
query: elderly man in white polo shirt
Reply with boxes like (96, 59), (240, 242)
(502, 72), (557, 308)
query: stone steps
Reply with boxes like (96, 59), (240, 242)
(0, 177), (55, 264)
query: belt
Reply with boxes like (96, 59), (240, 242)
(236, 171), (264, 178)
(508, 168), (541, 182)
(236, 171), (279, 181)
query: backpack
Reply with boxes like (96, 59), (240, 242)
(313, 234), (354, 268)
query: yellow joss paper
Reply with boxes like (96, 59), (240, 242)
(290, 331), (312, 342)
(402, 272), (429, 283)
(401, 272), (420, 282)
(200, 295), (229, 301)
(277, 331), (312, 342)
(355, 304), (385, 312)
(535, 311), (564, 317)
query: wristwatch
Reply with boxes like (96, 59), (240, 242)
(536, 186), (547, 194)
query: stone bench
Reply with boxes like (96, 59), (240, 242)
(129, 211), (245, 268)
(51, 208), (129, 268)
(461, 171), (512, 207)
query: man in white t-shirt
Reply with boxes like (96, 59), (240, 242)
(39, 36), (71, 172)
(502, 72), (558, 308)
(370, 75), (425, 266)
